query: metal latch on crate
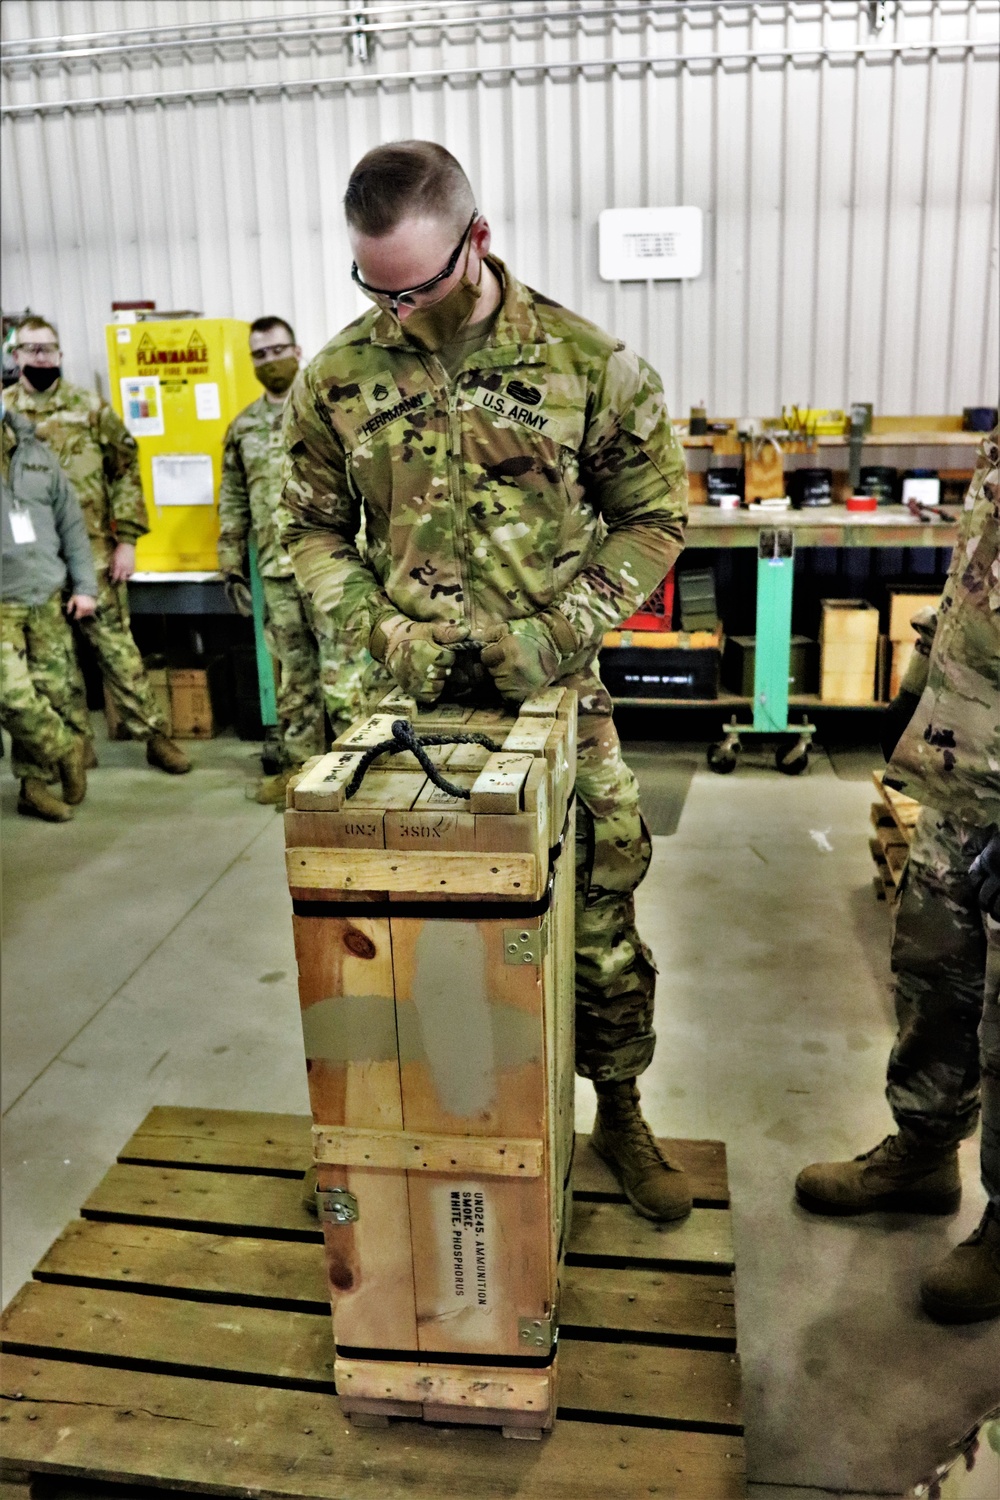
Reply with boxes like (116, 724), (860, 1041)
(317, 1186), (359, 1224)
(503, 919), (548, 966)
(518, 1315), (555, 1349)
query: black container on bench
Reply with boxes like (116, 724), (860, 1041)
(600, 644), (721, 700)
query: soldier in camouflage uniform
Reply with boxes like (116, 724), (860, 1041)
(6, 318), (190, 775)
(797, 428), (1000, 1323)
(218, 317), (370, 804)
(281, 141), (691, 1222)
(2, 403), (97, 820)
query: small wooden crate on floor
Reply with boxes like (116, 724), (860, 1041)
(0, 1107), (746, 1497)
(284, 688), (578, 1434)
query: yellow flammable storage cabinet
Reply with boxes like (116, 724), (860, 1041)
(105, 318), (260, 572)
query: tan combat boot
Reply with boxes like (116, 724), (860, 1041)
(254, 766), (299, 806)
(17, 778), (73, 822)
(920, 1204), (1000, 1323)
(590, 1079), (693, 1222)
(146, 732), (191, 774)
(795, 1133), (961, 1217)
(58, 740), (87, 805)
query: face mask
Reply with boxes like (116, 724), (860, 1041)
(401, 264), (483, 354)
(254, 356), (299, 395)
(23, 365), (61, 393)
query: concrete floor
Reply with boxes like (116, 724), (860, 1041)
(2, 721), (998, 1498)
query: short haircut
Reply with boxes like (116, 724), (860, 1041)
(17, 315), (59, 343)
(344, 141), (475, 238)
(249, 315), (295, 345)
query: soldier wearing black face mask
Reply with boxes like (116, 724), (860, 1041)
(216, 316), (374, 803)
(5, 316), (191, 776)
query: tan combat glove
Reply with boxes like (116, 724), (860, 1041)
(881, 605), (939, 760)
(480, 611), (579, 703)
(369, 614), (470, 703)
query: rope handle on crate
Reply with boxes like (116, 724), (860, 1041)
(344, 718), (502, 802)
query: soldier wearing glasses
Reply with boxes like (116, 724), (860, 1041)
(281, 141), (691, 1222)
(5, 316), (190, 775)
(217, 317), (372, 802)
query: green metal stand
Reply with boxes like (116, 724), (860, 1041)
(752, 528), (795, 733)
(248, 541), (281, 773)
(708, 528), (815, 775)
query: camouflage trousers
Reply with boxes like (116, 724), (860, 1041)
(262, 576), (370, 765)
(888, 807), (1000, 1207)
(574, 708), (656, 1083)
(73, 573), (168, 747)
(1, 592), (88, 777)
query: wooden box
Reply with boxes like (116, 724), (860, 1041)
(284, 687), (578, 1434)
(168, 667), (215, 738)
(888, 588), (941, 642)
(819, 600), (879, 703)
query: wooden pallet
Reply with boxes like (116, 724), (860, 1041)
(869, 773), (920, 901)
(0, 1107), (745, 1498)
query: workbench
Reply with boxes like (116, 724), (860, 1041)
(607, 505), (959, 719)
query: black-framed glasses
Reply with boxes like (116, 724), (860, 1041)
(250, 343), (294, 362)
(351, 210), (478, 313)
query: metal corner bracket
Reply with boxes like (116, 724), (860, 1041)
(503, 918), (548, 966)
(317, 1186), (359, 1224)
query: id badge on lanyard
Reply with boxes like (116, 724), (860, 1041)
(9, 506), (36, 545)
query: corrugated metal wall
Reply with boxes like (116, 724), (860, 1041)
(3, 1), (998, 417)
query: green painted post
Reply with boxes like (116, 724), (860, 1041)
(752, 528), (795, 734)
(248, 540), (278, 729)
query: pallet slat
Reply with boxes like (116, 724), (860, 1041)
(1, 1281), (337, 1388)
(560, 1341), (741, 1428)
(573, 1134), (730, 1205)
(33, 1220), (737, 1344)
(568, 1202), (734, 1271)
(85, 1155), (732, 1269)
(559, 1264), (736, 1343)
(2, 1279), (738, 1431)
(118, 1109), (730, 1203)
(82, 1163), (319, 1238)
(32, 1220), (329, 1307)
(0, 1355), (746, 1499)
(118, 1106), (312, 1172)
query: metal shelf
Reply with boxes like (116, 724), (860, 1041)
(681, 430), (982, 449)
(612, 694), (885, 711)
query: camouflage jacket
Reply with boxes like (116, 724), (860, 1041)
(218, 394), (293, 580)
(4, 378), (148, 566)
(280, 257), (687, 685)
(886, 428), (1000, 827)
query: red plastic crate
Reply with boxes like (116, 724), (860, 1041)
(621, 569), (675, 631)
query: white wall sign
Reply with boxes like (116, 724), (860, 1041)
(151, 453), (215, 508)
(194, 381), (221, 421)
(598, 207), (703, 282)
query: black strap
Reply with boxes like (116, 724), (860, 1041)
(345, 717), (502, 802)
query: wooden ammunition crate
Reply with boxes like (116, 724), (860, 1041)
(284, 687), (579, 1434)
(887, 588), (941, 697)
(819, 599), (879, 703)
(0, 1107), (745, 1497)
